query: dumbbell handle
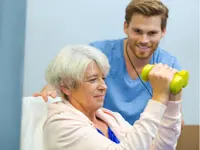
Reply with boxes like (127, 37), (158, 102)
(141, 64), (189, 94)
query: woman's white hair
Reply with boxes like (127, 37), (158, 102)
(45, 45), (110, 98)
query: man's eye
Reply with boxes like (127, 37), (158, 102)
(148, 31), (157, 35)
(134, 29), (142, 34)
(102, 77), (106, 81)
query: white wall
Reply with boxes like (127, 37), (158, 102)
(23, 0), (199, 124)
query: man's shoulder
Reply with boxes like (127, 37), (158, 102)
(89, 38), (124, 54)
(90, 38), (123, 48)
(157, 48), (177, 60)
(156, 47), (181, 69)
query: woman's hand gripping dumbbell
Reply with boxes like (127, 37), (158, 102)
(141, 64), (188, 105)
(141, 64), (189, 94)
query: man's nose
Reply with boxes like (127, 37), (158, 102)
(139, 34), (149, 44)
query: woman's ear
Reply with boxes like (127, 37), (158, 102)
(60, 86), (70, 96)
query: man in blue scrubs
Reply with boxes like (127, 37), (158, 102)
(36, 0), (184, 125)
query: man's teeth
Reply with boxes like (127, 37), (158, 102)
(137, 45), (149, 49)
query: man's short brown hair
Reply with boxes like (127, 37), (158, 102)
(125, 0), (169, 30)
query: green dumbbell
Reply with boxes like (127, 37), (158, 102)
(141, 64), (189, 94)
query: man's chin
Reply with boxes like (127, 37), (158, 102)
(136, 49), (155, 59)
(135, 54), (152, 60)
(133, 46), (157, 59)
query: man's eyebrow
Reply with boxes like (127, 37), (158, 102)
(132, 27), (141, 30)
(132, 28), (159, 33)
(148, 30), (159, 33)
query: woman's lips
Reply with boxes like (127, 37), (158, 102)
(94, 95), (105, 98)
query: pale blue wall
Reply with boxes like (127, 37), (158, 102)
(160, 0), (199, 125)
(0, 0), (26, 149)
(23, 0), (199, 124)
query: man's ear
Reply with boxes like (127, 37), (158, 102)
(124, 21), (128, 35)
(161, 28), (166, 38)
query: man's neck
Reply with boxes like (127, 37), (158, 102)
(129, 52), (152, 69)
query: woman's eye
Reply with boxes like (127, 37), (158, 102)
(89, 78), (97, 82)
(87, 77), (106, 83)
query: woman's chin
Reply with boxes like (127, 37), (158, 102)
(95, 101), (104, 109)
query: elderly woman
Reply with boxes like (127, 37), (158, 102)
(43, 45), (182, 150)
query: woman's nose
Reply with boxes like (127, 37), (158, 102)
(98, 79), (107, 91)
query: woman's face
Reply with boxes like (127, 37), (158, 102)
(69, 61), (107, 112)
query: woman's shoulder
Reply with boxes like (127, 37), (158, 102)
(44, 101), (93, 128)
(43, 102), (101, 150)
(97, 108), (131, 129)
